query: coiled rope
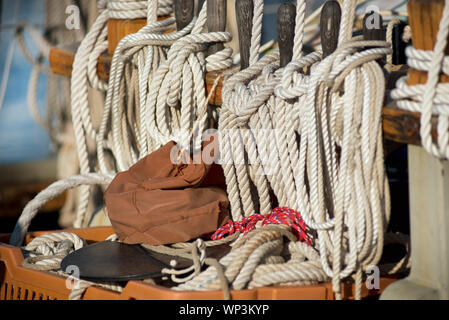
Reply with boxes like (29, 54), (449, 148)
(203, 0), (407, 300)
(71, 0), (232, 227)
(21, 231), (123, 300)
(11, 0), (411, 301)
(70, 0), (175, 228)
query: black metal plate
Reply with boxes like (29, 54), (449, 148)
(60, 241), (231, 283)
(61, 241), (191, 282)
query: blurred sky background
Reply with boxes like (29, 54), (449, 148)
(0, 0), (406, 165)
(0, 0), (50, 164)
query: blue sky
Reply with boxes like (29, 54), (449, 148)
(0, 0), (52, 165)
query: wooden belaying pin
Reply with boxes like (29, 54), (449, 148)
(277, 2), (296, 67)
(207, 0), (227, 56)
(235, 0), (254, 70)
(363, 10), (384, 64)
(320, 0), (341, 58)
(363, 10), (384, 42)
(392, 20), (408, 65)
(174, 0), (195, 31)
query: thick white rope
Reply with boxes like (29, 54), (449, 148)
(213, 0), (398, 300)
(173, 225), (409, 295)
(21, 231), (123, 300)
(69, 0), (232, 228)
(10, 173), (114, 247)
(11, 0), (410, 300)
(391, 0), (449, 159)
(219, 0), (317, 221)
(70, 0), (175, 227)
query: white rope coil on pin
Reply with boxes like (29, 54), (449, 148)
(70, 0), (232, 227)
(298, 40), (392, 300)
(219, 0), (320, 221)
(213, 0), (399, 300)
(70, 0), (174, 227)
(136, 1), (233, 158)
(97, 15), (192, 173)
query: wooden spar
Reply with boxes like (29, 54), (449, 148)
(197, 0), (206, 15)
(407, 0), (449, 85)
(107, 19), (147, 54)
(362, 10), (384, 42)
(392, 21), (408, 65)
(363, 9), (384, 66)
(107, 14), (171, 54)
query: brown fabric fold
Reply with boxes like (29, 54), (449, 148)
(104, 141), (230, 245)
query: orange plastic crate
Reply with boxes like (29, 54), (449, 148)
(0, 227), (398, 300)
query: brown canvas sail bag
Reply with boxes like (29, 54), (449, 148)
(104, 141), (230, 245)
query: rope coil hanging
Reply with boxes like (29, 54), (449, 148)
(11, 0), (233, 241)
(219, 0), (320, 222)
(70, 0), (176, 227)
(198, 0), (402, 300)
(10, 0), (412, 301)
(70, 0), (232, 227)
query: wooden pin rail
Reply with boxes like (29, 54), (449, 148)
(49, 44), (431, 147)
(47, 6), (446, 149)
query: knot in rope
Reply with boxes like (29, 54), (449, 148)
(22, 232), (86, 271)
(143, 3), (233, 153)
(274, 51), (322, 100)
(211, 207), (311, 246)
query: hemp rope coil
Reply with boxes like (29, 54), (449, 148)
(10, 0), (411, 301)
(208, 0), (405, 300)
(70, 0), (173, 228)
(21, 231), (124, 300)
(12, 0), (232, 240)
(71, 0), (232, 227)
